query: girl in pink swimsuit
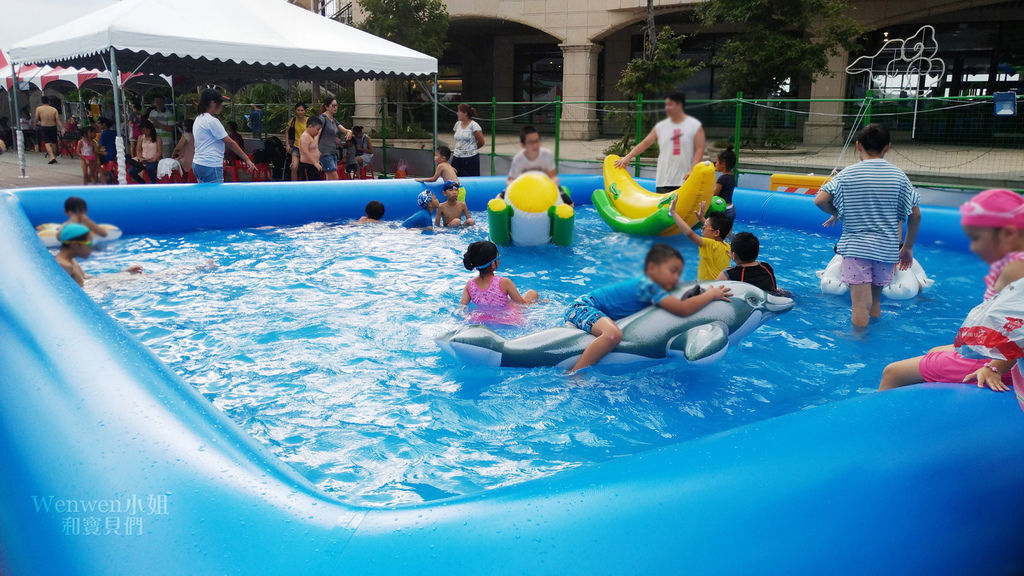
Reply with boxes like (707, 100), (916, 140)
(880, 189), (1024, 392)
(460, 241), (539, 325)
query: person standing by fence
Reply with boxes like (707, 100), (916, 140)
(615, 92), (705, 194)
(452, 103), (484, 178)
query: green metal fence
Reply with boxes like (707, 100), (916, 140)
(372, 93), (1022, 191)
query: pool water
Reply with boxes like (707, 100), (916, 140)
(84, 207), (986, 507)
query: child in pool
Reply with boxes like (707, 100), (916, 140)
(669, 196), (733, 281)
(78, 126), (100, 185)
(717, 231), (786, 296)
(564, 243), (732, 372)
(357, 201), (385, 223)
(62, 196), (108, 240)
(714, 145), (737, 220)
(436, 180), (475, 227)
(879, 188), (1024, 392)
(55, 223), (142, 287)
(415, 145), (459, 185)
(402, 190), (439, 229)
(460, 241), (538, 324)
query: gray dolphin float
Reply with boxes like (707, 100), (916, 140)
(437, 281), (795, 368)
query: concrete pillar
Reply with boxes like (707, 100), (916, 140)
(559, 42), (602, 140)
(353, 79), (384, 131)
(803, 49), (849, 146)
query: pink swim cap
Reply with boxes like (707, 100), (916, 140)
(960, 189), (1024, 229)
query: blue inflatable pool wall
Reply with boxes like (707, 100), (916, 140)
(1, 176), (1022, 574)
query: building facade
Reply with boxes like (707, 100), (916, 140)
(336, 0), (1022, 142)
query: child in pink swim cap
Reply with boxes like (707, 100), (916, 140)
(879, 189), (1024, 392)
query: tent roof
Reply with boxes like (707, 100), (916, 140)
(9, 0), (437, 82)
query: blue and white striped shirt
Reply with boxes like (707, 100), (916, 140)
(822, 159), (919, 263)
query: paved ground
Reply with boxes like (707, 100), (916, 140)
(0, 148), (88, 189)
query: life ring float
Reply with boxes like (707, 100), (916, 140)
(436, 281), (794, 368)
(488, 172), (573, 247)
(36, 222), (122, 248)
(816, 254), (934, 300)
(592, 155), (717, 236)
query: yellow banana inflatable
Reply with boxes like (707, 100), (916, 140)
(599, 155), (717, 236)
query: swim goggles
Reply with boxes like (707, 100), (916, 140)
(443, 180), (460, 190)
(960, 199), (1024, 220)
(64, 237), (93, 246)
(475, 255), (498, 270)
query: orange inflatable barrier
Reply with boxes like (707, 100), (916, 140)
(769, 173), (831, 195)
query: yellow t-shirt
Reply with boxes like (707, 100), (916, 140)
(698, 239), (731, 281)
(289, 117), (308, 146)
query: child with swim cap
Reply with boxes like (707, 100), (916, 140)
(459, 241), (539, 325)
(54, 223), (142, 287)
(402, 190), (439, 229)
(880, 188), (1024, 392)
(436, 181), (475, 227)
(564, 243), (732, 372)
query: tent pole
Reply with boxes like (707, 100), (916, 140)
(10, 62), (26, 178)
(170, 78), (177, 125)
(432, 73), (437, 157)
(109, 49), (127, 185)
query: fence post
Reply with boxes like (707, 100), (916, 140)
(490, 97), (497, 176)
(554, 96), (562, 170)
(634, 94), (643, 178)
(863, 89), (873, 127)
(733, 91), (743, 167)
(380, 98), (388, 179)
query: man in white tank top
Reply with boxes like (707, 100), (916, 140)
(615, 92), (706, 194)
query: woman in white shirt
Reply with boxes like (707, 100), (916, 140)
(451, 103), (485, 178)
(191, 89), (255, 183)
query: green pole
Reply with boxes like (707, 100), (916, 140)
(864, 89), (873, 127)
(554, 95), (562, 170)
(733, 91), (743, 167)
(490, 97), (497, 176)
(380, 97), (388, 179)
(634, 93), (643, 178)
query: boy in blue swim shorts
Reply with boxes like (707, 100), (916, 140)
(563, 243), (732, 372)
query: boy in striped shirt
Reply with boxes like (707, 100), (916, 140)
(814, 123), (922, 328)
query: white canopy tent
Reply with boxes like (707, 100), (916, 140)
(9, 0), (438, 183)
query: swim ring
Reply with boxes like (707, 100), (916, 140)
(816, 253), (934, 300)
(488, 172), (573, 247)
(437, 281), (794, 368)
(36, 222), (122, 248)
(592, 155), (716, 236)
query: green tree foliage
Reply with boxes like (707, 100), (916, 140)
(616, 26), (701, 100)
(698, 0), (862, 97)
(357, 0), (450, 60)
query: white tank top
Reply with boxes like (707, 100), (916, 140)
(654, 115), (702, 188)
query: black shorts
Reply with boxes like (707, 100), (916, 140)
(298, 162), (321, 181)
(39, 126), (59, 144)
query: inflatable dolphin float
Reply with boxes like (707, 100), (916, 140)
(817, 254), (934, 300)
(436, 281), (794, 368)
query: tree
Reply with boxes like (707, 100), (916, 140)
(357, 0), (449, 129)
(698, 0), (862, 98)
(616, 26), (700, 101)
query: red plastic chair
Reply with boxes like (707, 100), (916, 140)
(101, 160), (119, 184)
(359, 163), (375, 180)
(60, 139), (79, 158)
(251, 163), (272, 182)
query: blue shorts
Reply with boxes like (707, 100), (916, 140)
(320, 153), (338, 172)
(193, 163), (224, 183)
(563, 296), (607, 333)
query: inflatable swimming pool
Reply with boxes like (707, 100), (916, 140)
(2, 176), (1023, 574)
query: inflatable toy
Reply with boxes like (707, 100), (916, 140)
(817, 254), (934, 300)
(36, 222), (122, 248)
(488, 172), (573, 246)
(4, 181), (1024, 575)
(592, 155), (716, 236)
(769, 173), (831, 195)
(436, 281), (794, 368)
